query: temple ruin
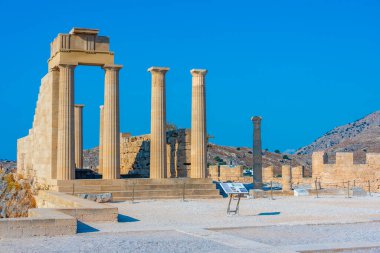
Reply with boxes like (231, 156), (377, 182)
(16, 28), (212, 193)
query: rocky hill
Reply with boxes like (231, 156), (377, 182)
(295, 110), (380, 164)
(207, 143), (310, 176)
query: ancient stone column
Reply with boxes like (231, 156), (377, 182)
(98, 105), (104, 174)
(74, 104), (84, 169)
(102, 65), (122, 179)
(190, 69), (208, 178)
(57, 64), (76, 180)
(282, 165), (292, 192)
(148, 67), (169, 179)
(251, 116), (263, 188)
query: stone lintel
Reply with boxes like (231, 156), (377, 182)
(190, 69), (207, 76)
(251, 116), (262, 123)
(148, 66), (170, 73)
(69, 27), (99, 35)
(74, 104), (85, 108)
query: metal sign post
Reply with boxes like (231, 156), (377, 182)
(227, 193), (244, 215)
(220, 183), (248, 215)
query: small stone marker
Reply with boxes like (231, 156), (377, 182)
(352, 187), (367, 197)
(79, 193), (112, 203)
(294, 188), (309, 197)
(249, 189), (265, 198)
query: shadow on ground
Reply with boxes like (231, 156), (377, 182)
(77, 221), (99, 233)
(118, 214), (140, 223)
(257, 212), (281, 216)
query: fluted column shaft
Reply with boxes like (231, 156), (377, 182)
(102, 65), (122, 179)
(252, 116), (263, 188)
(74, 104), (84, 168)
(190, 69), (207, 178)
(98, 105), (104, 174)
(57, 64), (76, 180)
(149, 67), (169, 179)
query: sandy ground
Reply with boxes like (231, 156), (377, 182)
(1, 195), (380, 253)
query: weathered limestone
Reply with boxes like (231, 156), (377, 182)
(57, 64), (76, 180)
(120, 129), (191, 177)
(98, 105), (104, 174)
(262, 166), (274, 183)
(251, 116), (263, 188)
(208, 165), (249, 182)
(148, 67), (169, 179)
(282, 165), (292, 192)
(17, 28), (122, 185)
(312, 152), (380, 191)
(102, 65), (122, 179)
(190, 69), (207, 178)
(74, 104), (84, 168)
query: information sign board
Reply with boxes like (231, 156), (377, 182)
(220, 183), (248, 194)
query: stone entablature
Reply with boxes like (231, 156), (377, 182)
(49, 28), (114, 69)
(312, 152), (380, 191)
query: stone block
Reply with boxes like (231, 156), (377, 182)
(294, 188), (309, 196)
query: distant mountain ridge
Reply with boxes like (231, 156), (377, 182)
(4, 111), (380, 176)
(295, 111), (380, 163)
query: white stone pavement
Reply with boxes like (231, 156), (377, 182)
(1, 195), (380, 252)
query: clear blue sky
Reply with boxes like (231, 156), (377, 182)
(0, 0), (379, 160)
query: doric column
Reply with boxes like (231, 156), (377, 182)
(102, 64), (122, 179)
(190, 69), (208, 178)
(98, 105), (104, 174)
(74, 104), (84, 168)
(251, 116), (263, 188)
(57, 64), (76, 180)
(148, 67), (169, 179)
(282, 165), (292, 192)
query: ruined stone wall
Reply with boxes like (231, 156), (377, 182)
(120, 129), (191, 177)
(17, 71), (59, 184)
(312, 152), (380, 191)
(208, 165), (251, 182)
(262, 165), (312, 186)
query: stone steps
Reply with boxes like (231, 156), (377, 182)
(112, 194), (222, 201)
(55, 178), (222, 200)
(56, 183), (217, 192)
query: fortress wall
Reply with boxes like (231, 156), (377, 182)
(314, 152), (380, 191)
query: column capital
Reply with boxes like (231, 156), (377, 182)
(148, 66), (169, 74)
(74, 104), (85, 108)
(103, 64), (123, 71)
(50, 66), (60, 72)
(190, 69), (207, 76)
(58, 63), (77, 69)
(251, 116), (262, 123)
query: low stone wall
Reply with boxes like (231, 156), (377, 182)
(0, 208), (76, 238)
(37, 191), (118, 222)
(208, 165), (252, 183)
(262, 165), (313, 189)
